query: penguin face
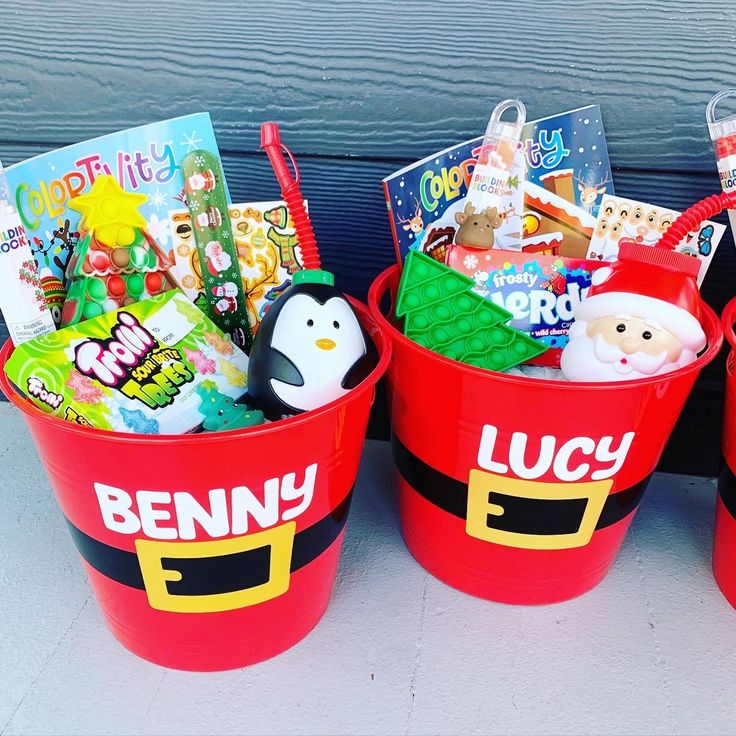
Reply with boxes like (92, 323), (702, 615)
(247, 281), (373, 418)
(270, 292), (365, 374)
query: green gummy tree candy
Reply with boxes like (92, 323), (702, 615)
(196, 381), (264, 431)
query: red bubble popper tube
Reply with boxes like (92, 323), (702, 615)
(247, 123), (373, 419)
(260, 123), (322, 274)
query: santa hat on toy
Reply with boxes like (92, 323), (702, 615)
(576, 240), (707, 352)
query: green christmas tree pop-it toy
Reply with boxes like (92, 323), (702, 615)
(395, 250), (547, 372)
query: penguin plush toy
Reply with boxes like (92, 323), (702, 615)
(247, 270), (375, 420)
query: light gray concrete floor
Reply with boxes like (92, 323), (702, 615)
(1, 401), (736, 736)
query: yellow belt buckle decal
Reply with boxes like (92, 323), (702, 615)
(466, 469), (612, 550)
(135, 521), (296, 613)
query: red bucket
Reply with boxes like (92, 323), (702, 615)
(369, 265), (723, 605)
(0, 299), (390, 671)
(714, 297), (736, 608)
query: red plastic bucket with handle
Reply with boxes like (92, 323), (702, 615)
(369, 266), (722, 604)
(0, 299), (390, 671)
(714, 297), (736, 608)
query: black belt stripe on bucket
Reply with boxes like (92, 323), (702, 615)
(392, 433), (649, 543)
(64, 488), (353, 613)
(718, 461), (736, 520)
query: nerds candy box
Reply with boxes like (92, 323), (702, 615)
(4, 290), (249, 433)
(447, 246), (606, 366)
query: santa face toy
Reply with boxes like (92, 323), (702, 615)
(560, 241), (707, 382)
(247, 270), (373, 419)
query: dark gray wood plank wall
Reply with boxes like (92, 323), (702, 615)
(1, 0), (734, 474)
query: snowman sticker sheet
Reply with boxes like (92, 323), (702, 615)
(585, 194), (725, 285)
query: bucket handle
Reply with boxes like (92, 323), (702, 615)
(367, 265), (399, 321)
(722, 297), (736, 351)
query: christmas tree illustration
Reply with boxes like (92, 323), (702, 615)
(61, 175), (178, 326)
(196, 381), (264, 431)
(395, 251), (547, 372)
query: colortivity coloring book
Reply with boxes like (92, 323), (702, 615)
(4, 113), (226, 290)
(383, 105), (613, 265)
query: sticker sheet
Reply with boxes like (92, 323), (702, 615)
(586, 195), (725, 286)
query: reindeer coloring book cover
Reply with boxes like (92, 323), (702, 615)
(3, 113), (225, 295)
(383, 105), (613, 265)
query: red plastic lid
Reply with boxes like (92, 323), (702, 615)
(618, 240), (701, 278)
(588, 240), (702, 326)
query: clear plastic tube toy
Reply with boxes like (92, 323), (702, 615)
(707, 90), (736, 239)
(464, 99), (527, 251)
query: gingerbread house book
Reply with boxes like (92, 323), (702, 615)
(523, 181), (597, 259)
